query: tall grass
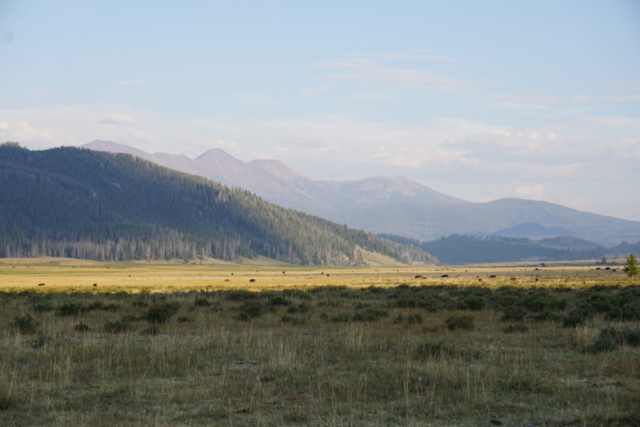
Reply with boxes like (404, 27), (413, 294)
(0, 283), (638, 426)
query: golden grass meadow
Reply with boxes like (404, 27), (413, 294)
(0, 258), (639, 426)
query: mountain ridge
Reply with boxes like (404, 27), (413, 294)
(81, 140), (640, 247)
(326, 199), (640, 247)
(0, 144), (434, 265)
(82, 140), (465, 213)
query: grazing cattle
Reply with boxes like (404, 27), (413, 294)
(612, 269), (617, 272)
(414, 275), (423, 279)
(534, 268), (539, 271)
(38, 283), (45, 287)
(282, 271), (286, 274)
(249, 279), (256, 283)
(510, 277), (517, 281)
(231, 273), (234, 275)
(605, 267), (611, 271)
(535, 277), (539, 282)
(93, 283), (97, 287)
(489, 275), (496, 278)
(441, 274), (449, 278)
(478, 278), (483, 282)
(224, 279), (230, 282)
(596, 267), (601, 270)
(326, 274), (330, 277)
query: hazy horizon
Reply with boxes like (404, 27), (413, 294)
(1, 0), (639, 220)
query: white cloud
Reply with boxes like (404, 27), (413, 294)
(233, 92), (282, 107)
(117, 79), (147, 86)
(298, 83), (333, 97)
(514, 184), (545, 197)
(610, 138), (640, 160)
(99, 113), (135, 125)
(602, 80), (640, 103)
(350, 92), (391, 103)
(586, 116), (640, 132)
(603, 94), (640, 102)
(484, 92), (591, 109)
(351, 51), (459, 63)
(315, 58), (495, 93)
(209, 139), (239, 149)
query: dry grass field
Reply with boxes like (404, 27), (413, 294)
(0, 258), (639, 426)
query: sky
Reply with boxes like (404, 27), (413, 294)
(1, 0), (640, 220)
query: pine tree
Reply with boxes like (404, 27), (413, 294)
(623, 253), (638, 280)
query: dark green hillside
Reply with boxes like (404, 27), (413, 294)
(380, 233), (605, 265)
(0, 145), (433, 265)
(420, 235), (603, 264)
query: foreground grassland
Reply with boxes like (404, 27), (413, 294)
(0, 259), (639, 426)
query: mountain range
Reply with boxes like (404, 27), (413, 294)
(82, 140), (640, 247)
(83, 140), (464, 213)
(0, 143), (432, 265)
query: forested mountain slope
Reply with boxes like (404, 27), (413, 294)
(0, 145), (434, 265)
(379, 233), (628, 265)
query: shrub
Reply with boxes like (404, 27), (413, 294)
(87, 301), (120, 311)
(235, 312), (250, 322)
(407, 313), (423, 324)
(281, 315), (305, 326)
(459, 296), (485, 311)
(445, 315), (474, 331)
(287, 303), (311, 314)
(414, 342), (456, 359)
(529, 311), (560, 322)
(104, 318), (130, 333)
(500, 308), (527, 322)
(74, 322), (90, 332)
(328, 313), (350, 322)
(502, 323), (529, 333)
(132, 299), (149, 308)
(193, 297), (212, 307)
(268, 296), (291, 306)
(562, 309), (589, 328)
(353, 309), (388, 322)
(141, 325), (160, 335)
(588, 328), (640, 353)
(10, 314), (38, 334)
(226, 290), (256, 301)
(143, 302), (180, 324)
(56, 303), (85, 317)
(31, 303), (54, 313)
(238, 301), (263, 318)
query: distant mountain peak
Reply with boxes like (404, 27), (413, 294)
(249, 158), (302, 181)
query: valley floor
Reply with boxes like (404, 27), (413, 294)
(0, 259), (638, 426)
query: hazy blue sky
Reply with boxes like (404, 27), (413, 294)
(1, 0), (639, 220)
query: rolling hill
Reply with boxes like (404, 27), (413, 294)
(0, 143), (434, 265)
(327, 199), (640, 247)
